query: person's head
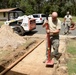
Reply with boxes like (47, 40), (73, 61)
(51, 12), (58, 21)
(67, 11), (69, 15)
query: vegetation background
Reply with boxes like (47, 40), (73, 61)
(0, 0), (76, 17)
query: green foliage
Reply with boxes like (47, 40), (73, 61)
(0, 0), (76, 16)
(50, 5), (59, 12)
(65, 1), (73, 7)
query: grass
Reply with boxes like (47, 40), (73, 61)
(58, 17), (64, 22)
(72, 16), (76, 22)
(58, 16), (76, 22)
(66, 39), (76, 75)
(67, 59), (76, 75)
(0, 21), (4, 27)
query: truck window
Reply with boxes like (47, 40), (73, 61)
(33, 15), (39, 18)
(41, 14), (46, 17)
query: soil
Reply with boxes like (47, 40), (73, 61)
(0, 25), (75, 75)
(4, 35), (70, 75)
(0, 37), (41, 72)
(0, 25), (42, 72)
(0, 25), (25, 49)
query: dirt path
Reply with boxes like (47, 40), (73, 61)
(5, 35), (67, 75)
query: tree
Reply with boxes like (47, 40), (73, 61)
(0, 0), (76, 16)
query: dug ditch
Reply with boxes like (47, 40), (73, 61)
(0, 36), (43, 73)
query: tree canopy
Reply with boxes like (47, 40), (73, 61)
(0, 0), (76, 17)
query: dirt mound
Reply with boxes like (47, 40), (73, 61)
(0, 25), (26, 49)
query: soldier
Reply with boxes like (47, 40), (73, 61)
(43, 12), (62, 63)
(64, 11), (72, 34)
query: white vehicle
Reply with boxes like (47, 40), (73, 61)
(32, 14), (46, 24)
(4, 15), (36, 35)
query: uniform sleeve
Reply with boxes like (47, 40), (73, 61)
(43, 19), (47, 25)
(64, 15), (67, 19)
(57, 19), (61, 30)
(69, 15), (72, 19)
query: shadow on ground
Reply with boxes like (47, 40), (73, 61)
(24, 31), (38, 36)
(5, 70), (28, 75)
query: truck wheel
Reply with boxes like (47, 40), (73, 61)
(13, 26), (25, 36)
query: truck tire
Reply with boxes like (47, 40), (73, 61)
(13, 26), (25, 36)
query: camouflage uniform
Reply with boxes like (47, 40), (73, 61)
(46, 17), (61, 58)
(64, 14), (72, 34)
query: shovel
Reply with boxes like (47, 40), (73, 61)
(45, 14), (54, 66)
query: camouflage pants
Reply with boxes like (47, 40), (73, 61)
(64, 22), (71, 33)
(46, 35), (59, 58)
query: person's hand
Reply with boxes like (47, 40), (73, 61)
(63, 22), (65, 25)
(46, 29), (50, 33)
(42, 24), (46, 27)
(42, 20), (48, 27)
(50, 32), (53, 35)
